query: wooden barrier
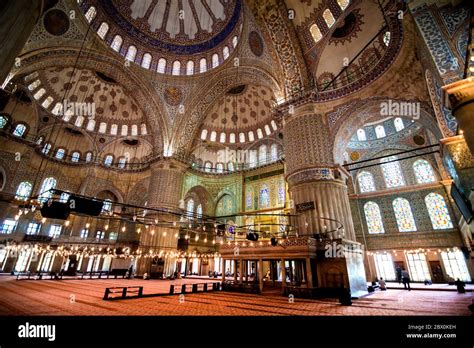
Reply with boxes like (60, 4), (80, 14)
(103, 286), (143, 300)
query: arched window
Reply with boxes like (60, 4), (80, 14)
(200, 129), (208, 140)
(27, 79), (41, 91)
(394, 117), (404, 131)
(425, 193), (453, 229)
(413, 159), (436, 184)
(204, 162), (212, 172)
(111, 35), (123, 52)
(210, 131), (217, 142)
(363, 202), (384, 234)
(357, 129), (366, 141)
(41, 96), (54, 109)
(227, 161), (234, 172)
(42, 143), (51, 155)
(381, 157), (405, 188)
(196, 204), (202, 217)
(249, 150), (257, 168)
(246, 187), (253, 209)
(248, 131), (255, 142)
(141, 53), (152, 69)
(257, 128), (263, 139)
(271, 120), (278, 131)
(357, 171), (376, 192)
(97, 22), (109, 39)
(38, 177), (56, 202)
(12, 123), (26, 137)
(199, 58), (207, 73)
(264, 124), (271, 135)
(121, 124), (128, 136)
(131, 124), (138, 136)
(212, 54), (219, 68)
(85, 6), (96, 22)
(309, 24), (322, 43)
(223, 46), (230, 59)
(125, 45), (137, 62)
(216, 163), (224, 173)
(375, 125), (386, 138)
(102, 199), (112, 213)
(337, 0), (350, 10)
(0, 115), (8, 129)
(232, 36), (238, 48)
(15, 182), (32, 200)
(33, 88), (46, 100)
(71, 152), (80, 162)
(55, 148), (65, 160)
(278, 180), (286, 205)
(323, 9), (335, 28)
(216, 195), (234, 216)
(36, 136), (43, 145)
(98, 122), (107, 133)
(75, 115), (84, 127)
(110, 124), (118, 135)
(186, 199), (194, 214)
(104, 155), (113, 166)
(258, 145), (267, 164)
(85, 152), (92, 162)
(59, 192), (70, 203)
(86, 119), (95, 131)
(393, 197), (417, 232)
(239, 132), (245, 143)
(118, 157), (126, 169)
(259, 184), (270, 208)
(271, 144), (278, 161)
(186, 60), (194, 75)
(219, 133), (226, 143)
(157, 58), (167, 73)
(229, 133), (235, 143)
(172, 60), (181, 75)
(141, 124), (147, 135)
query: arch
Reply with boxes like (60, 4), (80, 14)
(323, 9), (335, 28)
(157, 58), (167, 74)
(212, 53), (219, 68)
(172, 60), (181, 75)
(15, 181), (32, 200)
(394, 117), (404, 131)
(125, 45), (137, 62)
(223, 46), (230, 59)
(381, 157), (405, 188)
(258, 144), (267, 164)
(199, 58), (207, 73)
(12, 123), (26, 137)
(85, 6), (96, 22)
(357, 128), (366, 141)
(310, 24), (322, 43)
(186, 60), (194, 75)
(38, 177), (57, 202)
(375, 125), (386, 138)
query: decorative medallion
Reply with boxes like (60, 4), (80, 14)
(43, 9), (70, 36)
(329, 10), (364, 46)
(413, 135), (425, 146)
(248, 31), (264, 57)
(350, 151), (360, 161)
(163, 87), (183, 106)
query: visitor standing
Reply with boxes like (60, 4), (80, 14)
(401, 270), (411, 291)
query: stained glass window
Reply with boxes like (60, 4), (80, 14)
(393, 197), (417, 232)
(125, 45), (137, 62)
(374, 253), (396, 281)
(363, 201), (384, 234)
(357, 171), (376, 193)
(337, 0), (350, 10)
(246, 187), (253, 209)
(186, 199), (194, 214)
(425, 193), (453, 229)
(141, 53), (152, 69)
(85, 6), (96, 22)
(260, 184), (270, 208)
(0, 115), (7, 128)
(111, 35), (122, 52)
(383, 31), (391, 46)
(196, 204), (202, 217)
(71, 152), (80, 162)
(186, 61), (194, 75)
(413, 159), (436, 184)
(97, 22), (109, 39)
(102, 199), (112, 213)
(15, 182), (32, 200)
(216, 195), (234, 216)
(381, 157), (405, 188)
(13, 124), (26, 137)
(278, 180), (286, 205)
(258, 145), (267, 164)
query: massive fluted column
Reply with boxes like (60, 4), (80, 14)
(136, 159), (187, 276)
(283, 103), (367, 296)
(283, 104), (355, 241)
(0, 0), (44, 83)
(443, 78), (474, 154)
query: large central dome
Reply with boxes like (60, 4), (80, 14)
(80, 0), (243, 74)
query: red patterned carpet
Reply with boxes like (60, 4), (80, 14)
(0, 277), (471, 316)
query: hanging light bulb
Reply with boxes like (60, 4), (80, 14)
(133, 215), (137, 221)
(41, 217), (46, 223)
(204, 237), (207, 243)
(195, 234), (199, 241)
(104, 224), (109, 231)
(212, 239), (215, 245)
(174, 232), (178, 238)
(188, 223), (192, 228)
(14, 214), (20, 221)
(154, 218), (158, 224)
(173, 221), (177, 227)
(151, 229), (155, 235)
(85, 223), (90, 228)
(64, 220), (70, 226)
(137, 228), (141, 233)
(163, 231), (167, 237)
(122, 226), (126, 232)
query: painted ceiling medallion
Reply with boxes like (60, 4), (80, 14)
(329, 9), (364, 46)
(43, 9), (70, 36)
(164, 87), (183, 106)
(248, 31), (264, 57)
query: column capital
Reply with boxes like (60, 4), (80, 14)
(442, 77), (474, 112)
